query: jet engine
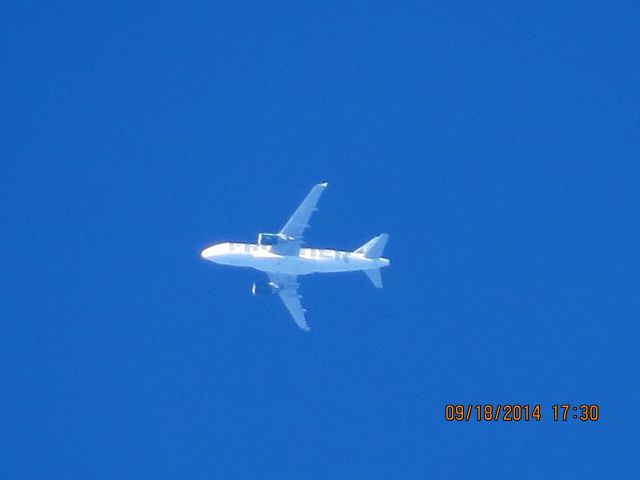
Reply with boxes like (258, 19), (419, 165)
(257, 232), (294, 246)
(251, 282), (279, 296)
(257, 233), (280, 246)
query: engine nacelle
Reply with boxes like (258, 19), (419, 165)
(251, 282), (278, 296)
(257, 232), (292, 246)
(257, 233), (279, 246)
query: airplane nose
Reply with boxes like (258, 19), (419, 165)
(201, 244), (229, 263)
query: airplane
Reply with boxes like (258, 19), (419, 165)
(200, 182), (390, 331)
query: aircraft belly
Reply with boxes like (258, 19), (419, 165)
(249, 253), (376, 275)
(250, 255), (311, 275)
(309, 257), (367, 273)
(316, 262), (361, 273)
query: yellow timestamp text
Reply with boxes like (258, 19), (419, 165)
(444, 404), (600, 422)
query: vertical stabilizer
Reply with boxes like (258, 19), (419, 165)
(363, 268), (383, 288)
(354, 233), (389, 259)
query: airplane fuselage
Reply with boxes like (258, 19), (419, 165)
(201, 242), (390, 276)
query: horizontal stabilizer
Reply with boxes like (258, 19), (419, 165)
(364, 268), (383, 288)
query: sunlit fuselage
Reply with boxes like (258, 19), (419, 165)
(201, 242), (390, 275)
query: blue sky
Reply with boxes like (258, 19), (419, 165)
(2, 1), (639, 478)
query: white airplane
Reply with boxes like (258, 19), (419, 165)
(200, 182), (390, 331)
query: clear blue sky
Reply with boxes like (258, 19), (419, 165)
(2, 1), (639, 478)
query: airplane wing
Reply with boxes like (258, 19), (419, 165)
(279, 182), (328, 242)
(267, 272), (309, 331)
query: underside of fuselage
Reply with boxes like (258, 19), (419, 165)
(249, 249), (388, 275)
(252, 254), (386, 275)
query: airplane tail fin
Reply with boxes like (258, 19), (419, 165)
(354, 233), (389, 259)
(356, 234), (389, 288)
(363, 268), (383, 288)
